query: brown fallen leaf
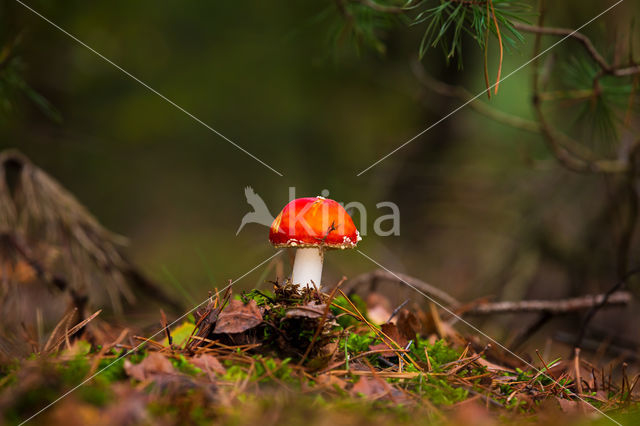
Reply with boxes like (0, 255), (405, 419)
(315, 373), (348, 390)
(416, 309), (436, 336)
(396, 309), (420, 342)
(192, 354), (227, 376)
(351, 376), (393, 399)
(382, 322), (408, 348)
(369, 322), (409, 357)
(213, 299), (262, 334)
(124, 352), (175, 381)
(285, 302), (327, 319)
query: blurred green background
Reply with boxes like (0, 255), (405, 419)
(2, 0), (639, 351)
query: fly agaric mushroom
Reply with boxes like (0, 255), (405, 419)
(269, 196), (360, 289)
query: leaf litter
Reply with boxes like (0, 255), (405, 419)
(0, 279), (639, 425)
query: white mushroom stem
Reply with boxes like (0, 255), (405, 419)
(291, 247), (324, 289)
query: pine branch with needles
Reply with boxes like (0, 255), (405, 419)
(331, 0), (530, 95)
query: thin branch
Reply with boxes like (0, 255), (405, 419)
(537, 88), (595, 102)
(418, 58), (629, 170)
(466, 291), (632, 315)
(613, 65), (640, 77)
(513, 22), (611, 72)
(387, 299), (409, 322)
(411, 60), (541, 133)
(353, 0), (404, 14)
(527, 8), (629, 175)
(514, 22), (640, 80)
(342, 268), (460, 307)
(531, 99), (629, 173)
(575, 267), (640, 349)
(520, 9), (639, 174)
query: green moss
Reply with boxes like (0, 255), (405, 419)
(97, 357), (128, 383)
(223, 364), (249, 381)
(221, 356), (295, 384)
(331, 295), (367, 328)
(0, 360), (19, 389)
(53, 354), (116, 406)
(339, 330), (377, 354)
(408, 338), (460, 371)
(189, 406), (210, 425)
(2, 355), (117, 424)
(56, 357), (90, 384)
(254, 356), (294, 383)
(241, 289), (275, 307)
(4, 386), (60, 424)
(78, 383), (112, 406)
(62, 340), (92, 357)
(171, 355), (202, 376)
(415, 374), (468, 405)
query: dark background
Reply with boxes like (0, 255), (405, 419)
(1, 0), (639, 355)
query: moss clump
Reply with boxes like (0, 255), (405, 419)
(415, 374), (468, 405)
(171, 355), (201, 376)
(409, 338), (460, 371)
(331, 295), (367, 328)
(222, 355), (295, 385)
(241, 289), (274, 307)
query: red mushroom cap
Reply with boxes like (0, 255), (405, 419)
(269, 197), (360, 249)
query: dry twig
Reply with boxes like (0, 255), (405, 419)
(466, 291), (632, 315)
(343, 269), (459, 307)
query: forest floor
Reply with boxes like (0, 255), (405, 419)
(1, 282), (638, 426)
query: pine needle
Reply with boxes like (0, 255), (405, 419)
(489, 0), (504, 94)
(483, 0), (492, 99)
